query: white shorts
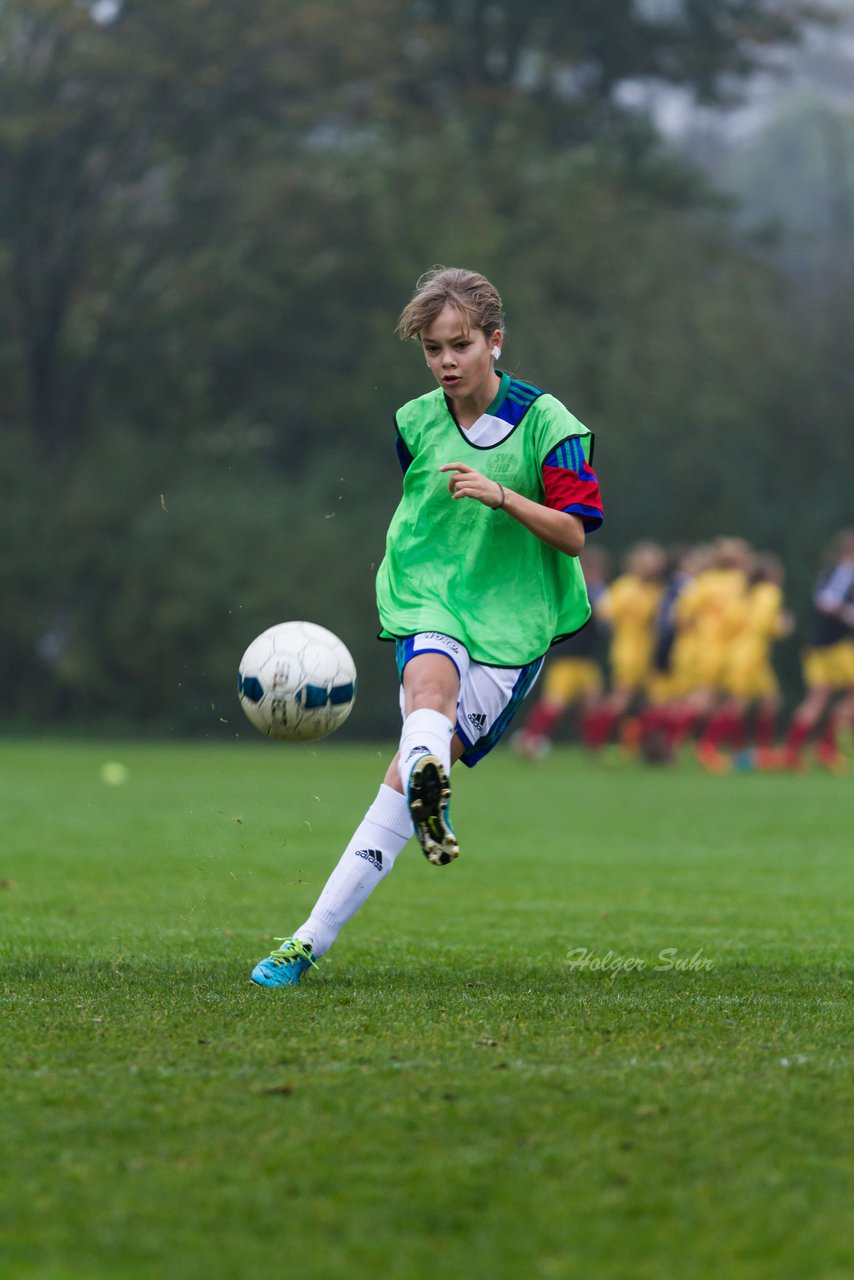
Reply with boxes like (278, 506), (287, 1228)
(394, 632), (544, 767)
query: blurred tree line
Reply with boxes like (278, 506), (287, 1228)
(0, 0), (849, 738)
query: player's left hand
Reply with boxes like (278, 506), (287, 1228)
(440, 462), (504, 510)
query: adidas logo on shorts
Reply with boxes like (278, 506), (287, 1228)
(467, 712), (487, 732)
(355, 848), (383, 870)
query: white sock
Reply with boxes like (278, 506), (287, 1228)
(397, 707), (454, 794)
(294, 785), (413, 958)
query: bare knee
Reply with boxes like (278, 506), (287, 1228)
(403, 653), (459, 721)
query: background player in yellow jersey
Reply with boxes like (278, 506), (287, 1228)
(583, 541), (666, 749)
(636, 543), (707, 760)
(696, 551), (792, 770)
(664, 536), (752, 765)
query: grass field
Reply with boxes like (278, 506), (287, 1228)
(1, 738), (852, 1280)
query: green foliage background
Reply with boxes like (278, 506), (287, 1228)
(1, 0), (850, 736)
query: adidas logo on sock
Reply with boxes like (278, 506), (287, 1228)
(355, 848), (383, 870)
(405, 745), (430, 762)
(467, 712), (487, 731)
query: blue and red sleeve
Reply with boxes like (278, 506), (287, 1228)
(542, 435), (603, 531)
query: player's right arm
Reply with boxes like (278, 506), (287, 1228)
(439, 462), (587, 556)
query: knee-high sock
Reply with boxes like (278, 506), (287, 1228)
(397, 707), (454, 794)
(294, 785), (413, 958)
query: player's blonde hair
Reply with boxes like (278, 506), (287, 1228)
(711, 536), (753, 572)
(624, 540), (666, 579)
(396, 267), (505, 342)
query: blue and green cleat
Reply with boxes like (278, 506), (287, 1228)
(407, 753), (459, 866)
(251, 936), (318, 988)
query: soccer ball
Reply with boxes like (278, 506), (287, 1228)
(237, 621), (357, 742)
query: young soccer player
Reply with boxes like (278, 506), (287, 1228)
(581, 540), (666, 751)
(668, 536), (752, 765)
(251, 266), (604, 987)
(696, 551), (792, 771)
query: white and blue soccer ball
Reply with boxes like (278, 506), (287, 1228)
(237, 621), (356, 742)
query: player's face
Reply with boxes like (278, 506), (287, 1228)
(420, 304), (501, 405)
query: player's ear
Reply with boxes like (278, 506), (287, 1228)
(489, 331), (503, 360)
